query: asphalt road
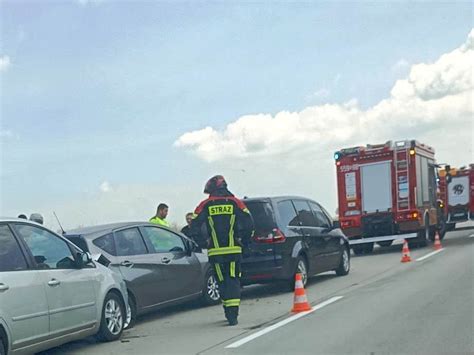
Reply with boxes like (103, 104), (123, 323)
(41, 225), (474, 355)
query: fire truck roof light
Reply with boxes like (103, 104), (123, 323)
(409, 149), (416, 156)
(334, 152), (341, 160)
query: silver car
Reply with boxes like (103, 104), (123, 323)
(0, 218), (129, 355)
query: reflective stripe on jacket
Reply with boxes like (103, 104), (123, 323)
(191, 195), (254, 259)
(149, 216), (170, 227)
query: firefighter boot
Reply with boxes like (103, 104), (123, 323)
(226, 307), (238, 326)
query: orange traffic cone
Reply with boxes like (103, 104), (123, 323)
(401, 240), (412, 263)
(291, 273), (312, 313)
(433, 231), (443, 250)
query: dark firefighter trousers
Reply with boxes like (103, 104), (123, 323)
(214, 259), (241, 320)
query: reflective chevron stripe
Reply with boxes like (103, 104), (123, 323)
(208, 246), (242, 257)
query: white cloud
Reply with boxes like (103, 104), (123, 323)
(175, 29), (474, 213)
(176, 29), (473, 164)
(99, 181), (112, 193)
(0, 56), (11, 72)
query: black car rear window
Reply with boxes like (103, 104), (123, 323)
(277, 200), (300, 228)
(93, 233), (116, 256)
(245, 201), (276, 232)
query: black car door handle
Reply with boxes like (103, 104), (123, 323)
(161, 257), (171, 264)
(0, 283), (9, 292)
(121, 261), (134, 268)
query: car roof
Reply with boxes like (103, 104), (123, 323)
(65, 221), (168, 240)
(243, 196), (319, 204)
(0, 217), (44, 225)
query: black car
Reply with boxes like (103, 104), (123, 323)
(64, 222), (220, 327)
(242, 196), (350, 288)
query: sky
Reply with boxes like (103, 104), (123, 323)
(0, 1), (473, 230)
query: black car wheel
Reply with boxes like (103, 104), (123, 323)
(97, 292), (125, 342)
(335, 247), (350, 276)
(202, 270), (220, 305)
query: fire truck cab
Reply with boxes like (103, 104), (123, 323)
(438, 164), (474, 230)
(334, 140), (445, 255)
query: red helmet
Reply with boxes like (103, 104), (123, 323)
(204, 175), (227, 194)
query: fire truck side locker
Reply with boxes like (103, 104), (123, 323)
(360, 161), (393, 214)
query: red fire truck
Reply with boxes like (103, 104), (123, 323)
(334, 140), (446, 255)
(438, 164), (474, 230)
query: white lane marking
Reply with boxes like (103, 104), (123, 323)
(225, 296), (343, 349)
(469, 234), (474, 238)
(416, 248), (444, 261)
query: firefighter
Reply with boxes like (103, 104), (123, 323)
(190, 175), (254, 326)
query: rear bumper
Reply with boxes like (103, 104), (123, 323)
(241, 255), (292, 285)
(448, 208), (470, 222)
(344, 219), (423, 239)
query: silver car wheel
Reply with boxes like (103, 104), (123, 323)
(207, 274), (220, 301)
(124, 301), (132, 329)
(342, 249), (350, 272)
(105, 299), (123, 335)
(297, 259), (308, 286)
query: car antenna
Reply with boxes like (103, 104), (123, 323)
(53, 211), (66, 235)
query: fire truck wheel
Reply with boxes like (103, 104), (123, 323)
(412, 219), (429, 248)
(429, 226), (436, 241)
(438, 227), (447, 240)
(352, 245), (365, 256)
(436, 216), (447, 240)
(446, 223), (456, 232)
(377, 241), (393, 247)
(363, 243), (374, 254)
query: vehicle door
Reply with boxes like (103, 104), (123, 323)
(274, 200), (305, 271)
(292, 200), (327, 273)
(0, 223), (49, 352)
(309, 202), (341, 270)
(12, 223), (97, 335)
(140, 226), (202, 301)
(112, 227), (162, 310)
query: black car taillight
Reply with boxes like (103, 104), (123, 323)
(253, 228), (286, 244)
